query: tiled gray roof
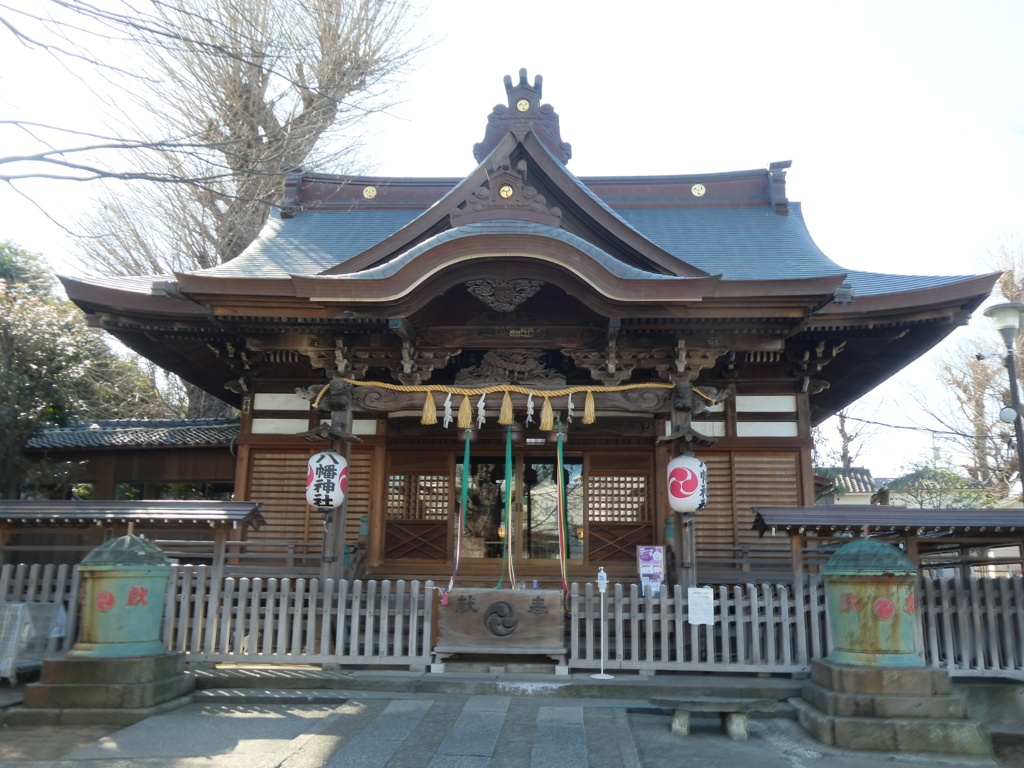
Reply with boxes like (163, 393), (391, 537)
(815, 467), (876, 495)
(196, 210), (420, 279)
(178, 183), (980, 300)
(26, 418), (239, 450)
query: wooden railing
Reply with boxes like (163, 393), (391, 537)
(5, 562), (1024, 680)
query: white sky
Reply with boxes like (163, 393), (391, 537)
(2, 0), (1024, 477)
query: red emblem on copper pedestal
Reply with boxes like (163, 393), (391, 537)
(873, 597), (896, 621)
(95, 591), (115, 611)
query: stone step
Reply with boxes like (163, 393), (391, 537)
(193, 667), (803, 702)
(791, 697), (991, 756)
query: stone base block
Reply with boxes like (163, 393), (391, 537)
(810, 659), (951, 696)
(25, 652), (193, 711)
(790, 698), (990, 756)
(4, 693), (193, 726)
(801, 680), (966, 719)
(25, 672), (194, 709)
(39, 652), (186, 686)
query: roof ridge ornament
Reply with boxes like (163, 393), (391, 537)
(473, 68), (572, 165)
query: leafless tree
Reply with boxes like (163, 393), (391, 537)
(5, 0), (427, 416)
(3, 0), (423, 208)
(914, 234), (1024, 499)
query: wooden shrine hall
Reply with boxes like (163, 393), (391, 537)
(62, 69), (998, 587)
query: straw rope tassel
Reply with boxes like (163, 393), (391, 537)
(499, 390), (514, 425)
(458, 395), (473, 429)
(420, 391), (437, 425)
(583, 390), (596, 424)
(540, 396), (554, 432)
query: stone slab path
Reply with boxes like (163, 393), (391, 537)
(0, 694), (1000, 768)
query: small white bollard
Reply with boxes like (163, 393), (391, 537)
(591, 567), (614, 680)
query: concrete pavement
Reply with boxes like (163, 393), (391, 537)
(0, 691), (1003, 767)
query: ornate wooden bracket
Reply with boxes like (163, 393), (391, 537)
(658, 382), (734, 454)
(388, 345), (462, 386)
(294, 380), (363, 444)
(786, 340), (847, 378)
(563, 339), (730, 385)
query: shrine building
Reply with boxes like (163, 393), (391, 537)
(61, 70), (997, 586)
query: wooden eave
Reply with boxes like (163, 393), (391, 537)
(709, 276), (847, 299)
(61, 275), (206, 317)
(318, 131), (707, 279)
(173, 274), (297, 296)
(753, 506), (1024, 537)
(809, 273), (999, 322)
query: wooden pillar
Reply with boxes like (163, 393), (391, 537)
(93, 455), (117, 500)
(904, 534), (920, 568)
(675, 512), (697, 590)
(790, 532), (804, 585)
(210, 525), (228, 586)
(322, 406), (354, 582)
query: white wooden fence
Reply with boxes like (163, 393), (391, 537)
(163, 566), (435, 668)
(5, 563), (1024, 680)
(0, 563), (80, 655)
(568, 580), (828, 673)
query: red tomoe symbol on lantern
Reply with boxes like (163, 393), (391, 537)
(95, 591), (115, 612)
(339, 466), (348, 494)
(668, 467), (700, 499)
(873, 598), (896, 621)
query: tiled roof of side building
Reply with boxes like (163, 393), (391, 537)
(814, 467), (876, 495)
(26, 418), (240, 450)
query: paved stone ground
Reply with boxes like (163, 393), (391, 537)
(0, 692), (1007, 767)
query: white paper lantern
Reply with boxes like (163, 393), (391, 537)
(667, 454), (707, 512)
(306, 450), (348, 508)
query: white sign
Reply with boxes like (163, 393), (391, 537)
(687, 587), (715, 625)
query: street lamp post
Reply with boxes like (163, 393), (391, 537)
(984, 303), (1024, 499)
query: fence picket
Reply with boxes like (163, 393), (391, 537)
(376, 581), (390, 660)
(923, 578), (939, 668)
(232, 578), (248, 654)
(628, 584), (639, 664)
(401, 581), (413, 663)
(794, 577), (808, 665)
(969, 578), (985, 671)
(999, 578), (1014, 671)
(1015, 578), (1024, 671)
(349, 581), (363, 657)
(12, 563), (27, 602)
(392, 581), (406, 658)
(658, 587), (669, 665)
(0, 565), (11, 602)
(983, 578), (1001, 671)
(363, 580), (377, 659)
(290, 579), (305, 656)
(779, 585), (792, 666)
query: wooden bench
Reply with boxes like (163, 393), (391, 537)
(648, 696), (778, 741)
